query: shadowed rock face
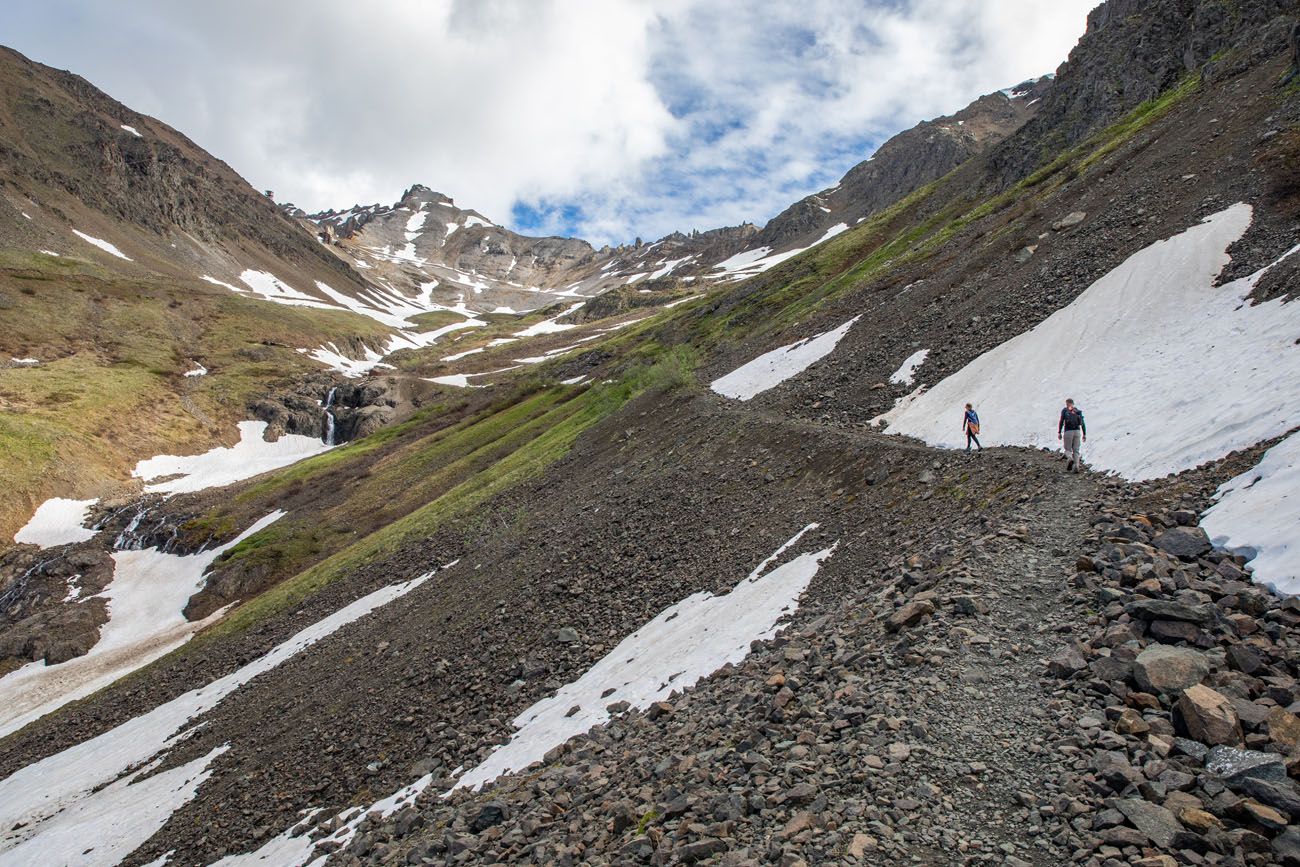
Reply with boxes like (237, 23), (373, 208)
(0, 46), (368, 289)
(753, 78), (1055, 252)
(990, 0), (1300, 186)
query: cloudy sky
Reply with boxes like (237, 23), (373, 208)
(7, 0), (1095, 246)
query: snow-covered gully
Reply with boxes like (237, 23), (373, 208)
(0, 571), (439, 867)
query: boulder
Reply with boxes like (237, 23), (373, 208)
(1178, 684), (1243, 746)
(1152, 527), (1212, 559)
(1048, 643), (1088, 678)
(1113, 798), (1187, 848)
(886, 600), (935, 632)
(470, 802), (508, 833)
(1125, 599), (1214, 624)
(1134, 645), (1210, 694)
(1205, 746), (1287, 785)
(1052, 211), (1087, 230)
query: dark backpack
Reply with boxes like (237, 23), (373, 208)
(1062, 407), (1083, 429)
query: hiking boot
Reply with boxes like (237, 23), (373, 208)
(1066, 460), (1074, 472)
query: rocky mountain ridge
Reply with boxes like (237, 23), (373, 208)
(288, 78), (1054, 316)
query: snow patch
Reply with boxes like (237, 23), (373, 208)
(183, 363), (207, 378)
(1203, 431), (1300, 594)
(199, 274), (241, 292)
(72, 230), (131, 261)
(514, 302), (584, 337)
(10, 357), (40, 365)
(882, 204), (1300, 484)
(0, 573), (435, 863)
(120, 124), (142, 137)
(13, 498), (98, 548)
(711, 317), (860, 401)
(889, 349), (930, 386)
(454, 523), (836, 790)
(817, 222), (850, 243)
(238, 270), (330, 307)
(133, 421), (332, 495)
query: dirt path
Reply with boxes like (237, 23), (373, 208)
(872, 467), (1099, 864)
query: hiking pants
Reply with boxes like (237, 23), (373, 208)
(1063, 429), (1082, 469)
(966, 430), (981, 450)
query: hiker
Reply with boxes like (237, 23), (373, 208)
(1058, 398), (1086, 472)
(962, 403), (982, 452)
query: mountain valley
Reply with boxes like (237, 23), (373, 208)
(3, 2), (1300, 865)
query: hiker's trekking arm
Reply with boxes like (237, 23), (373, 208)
(1058, 409), (1064, 436)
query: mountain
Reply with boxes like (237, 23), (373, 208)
(3, 1), (1300, 865)
(290, 79), (1053, 311)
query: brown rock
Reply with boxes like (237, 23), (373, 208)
(1116, 708), (1151, 735)
(780, 811), (816, 839)
(1267, 707), (1300, 752)
(1238, 799), (1289, 830)
(886, 599), (935, 632)
(1178, 684), (1244, 746)
(845, 833), (878, 860)
(1178, 807), (1223, 833)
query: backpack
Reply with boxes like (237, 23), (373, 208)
(1063, 407), (1083, 429)
(966, 411), (980, 435)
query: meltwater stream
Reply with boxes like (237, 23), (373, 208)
(323, 386), (338, 446)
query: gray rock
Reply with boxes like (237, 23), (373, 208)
(1052, 211), (1087, 230)
(1089, 655), (1132, 683)
(1125, 598), (1214, 624)
(1112, 798), (1184, 848)
(1133, 645), (1209, 694)
(469, 802), (508, 833)
(1205, 746), (1288, 784)
(1152, 527), (1212, 559)
(1273, 827), (1300, 865)
(1048, 643), (1088, 678)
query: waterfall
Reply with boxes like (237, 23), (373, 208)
(114, 507), (150, 550)
(323, 387), (338, 446)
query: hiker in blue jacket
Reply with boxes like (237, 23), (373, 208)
(1058, 398), (1086, 472)
(962, 403), (982, 452)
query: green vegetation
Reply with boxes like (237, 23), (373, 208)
(198, 346), (695, 640)
(0, 261), (394, 535)
(636, 809), (660, 836)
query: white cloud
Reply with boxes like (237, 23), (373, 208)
(6, 0), (1093, 245)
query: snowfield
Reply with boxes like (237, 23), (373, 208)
(13, 498), (98, 548)
(711, 316), (860, 401)
(880, 203), (1300, 589)
(133, 421), (333, 495)
(0, 572), (435, 866)
(0, 512), (283, 739)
